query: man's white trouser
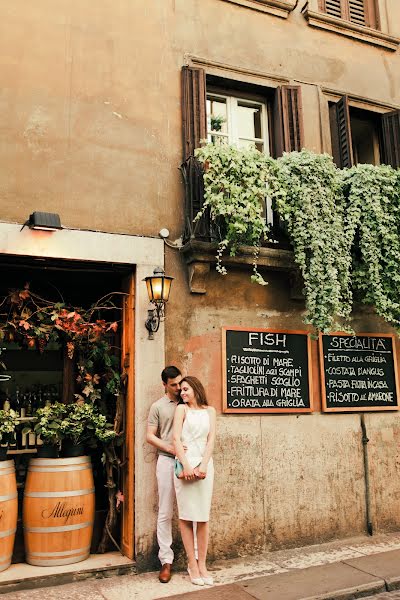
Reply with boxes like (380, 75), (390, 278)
(156, 455), (175, 565)
(156, 454), (198, 566)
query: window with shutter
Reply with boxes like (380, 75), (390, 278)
(181, 66), (207, 161)
(329, 96), (354, 168)
(381, 111), (400, 169)
(181, 67), (304, 242)
(318, 0), (378, 28)
(329, 96), (399, 168)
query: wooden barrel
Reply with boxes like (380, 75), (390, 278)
(23, 456), (95, 566)
(0, 459), (18, 573)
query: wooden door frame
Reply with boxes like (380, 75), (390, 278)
(121, 273), (135, 559)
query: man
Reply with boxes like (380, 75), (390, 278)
(147, 365), (182, 583)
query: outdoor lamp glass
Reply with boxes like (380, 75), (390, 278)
(143, 267), (174, 339)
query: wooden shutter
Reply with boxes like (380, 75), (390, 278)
(273, 85), (304, 157)
(319, 0), (377, 27)
(381, 110), (400, 169)
(181, 66), (207, 161)
(319, 0), (343, 19)
(331, 96), (354, 168)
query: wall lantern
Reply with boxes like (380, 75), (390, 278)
(143, 267), (174, 339)
(22, 212), (63, 231)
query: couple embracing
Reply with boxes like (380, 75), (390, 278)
(146, 366), (216, 586)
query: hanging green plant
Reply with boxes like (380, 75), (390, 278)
(274, 150), (353, 333)
(194, 143), (280, 285)
(191, 144), (400, 334)
(343, 163), (400, 331)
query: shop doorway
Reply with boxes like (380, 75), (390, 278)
(0, 255), (135, 563)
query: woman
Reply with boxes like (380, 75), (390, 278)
(173, 376), (216, 586)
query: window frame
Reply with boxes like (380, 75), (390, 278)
(302, 0), (400, 51)
(327, 93), (400, 168)
(206, 90), (271, 154)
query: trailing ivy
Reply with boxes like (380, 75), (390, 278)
(275, 150), (353, 333)
(192, 143), (400, 334)
(343, 164), (400, 330)
(194, 143), (280, 285)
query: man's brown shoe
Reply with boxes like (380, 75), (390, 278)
(159, 563), (171, 583)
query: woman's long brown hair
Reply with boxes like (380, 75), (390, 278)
(181, 376), (208, 407)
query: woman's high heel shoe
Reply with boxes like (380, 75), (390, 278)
(201, 575), (214, 585)
(187, 567), (204, 586)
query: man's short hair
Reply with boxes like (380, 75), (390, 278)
(161, 365), (181, 383)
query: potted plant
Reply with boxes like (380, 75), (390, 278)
(23, 402), (67, 458)
(60, 401), (116, 457)
(0, 409), (18, 460)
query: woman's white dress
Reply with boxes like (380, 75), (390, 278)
(174, 407), (214, 522)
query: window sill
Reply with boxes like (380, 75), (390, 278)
(219, 0), (296, 18)
(303, 8), (400, 51)
(181, 240), (297, 294)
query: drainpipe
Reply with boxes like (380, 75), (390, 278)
(360, 413), (373, 536)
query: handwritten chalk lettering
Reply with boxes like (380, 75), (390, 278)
(248, 333), (287, 348)
(351, 380), (367, 389)
(365, 355), (387, 363)
(368, 392), (393, 402)
(327, 367), (356, 376)
(231, 355), (261, 365)
(231, 398), (275, 408)
(230, 386), (277, 397)
(358, 367), (384, 376)
(327, 353), (351, 362)
(272, 357), (293, 367)
(327, 380), (350, 389)
(225, 329), (311, 412)
(329, 337), (387, 351)
(276, 398), (305, 407)
(367, 380), (389, 389)
(271, 376), (300, 387)
(322, 334), (398, 410)
(230, 365), (266, 374)
(279, 368), (302, 377)
(281, 387), (302, 398)
(230, 375), (270, 385)
(328, 391), (360, 403)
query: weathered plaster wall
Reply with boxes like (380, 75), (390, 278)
(0, 1), (398, 238)
(1, 0), (400, 568)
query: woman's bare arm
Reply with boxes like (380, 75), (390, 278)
(196, 407), (216, 477)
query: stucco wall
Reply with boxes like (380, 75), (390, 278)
(1, 0), (400, 568)
(1, 1), (399, 237)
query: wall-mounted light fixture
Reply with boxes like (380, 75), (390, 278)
(21, 212), (62, 232)
(144, 267), (174, 340)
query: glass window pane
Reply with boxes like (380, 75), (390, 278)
(207, 97), (228, 133)
(237, 102), (262, 140)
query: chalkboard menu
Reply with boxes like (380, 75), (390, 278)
(319, 333), (400, 412)
(222, 327), (313, 413)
